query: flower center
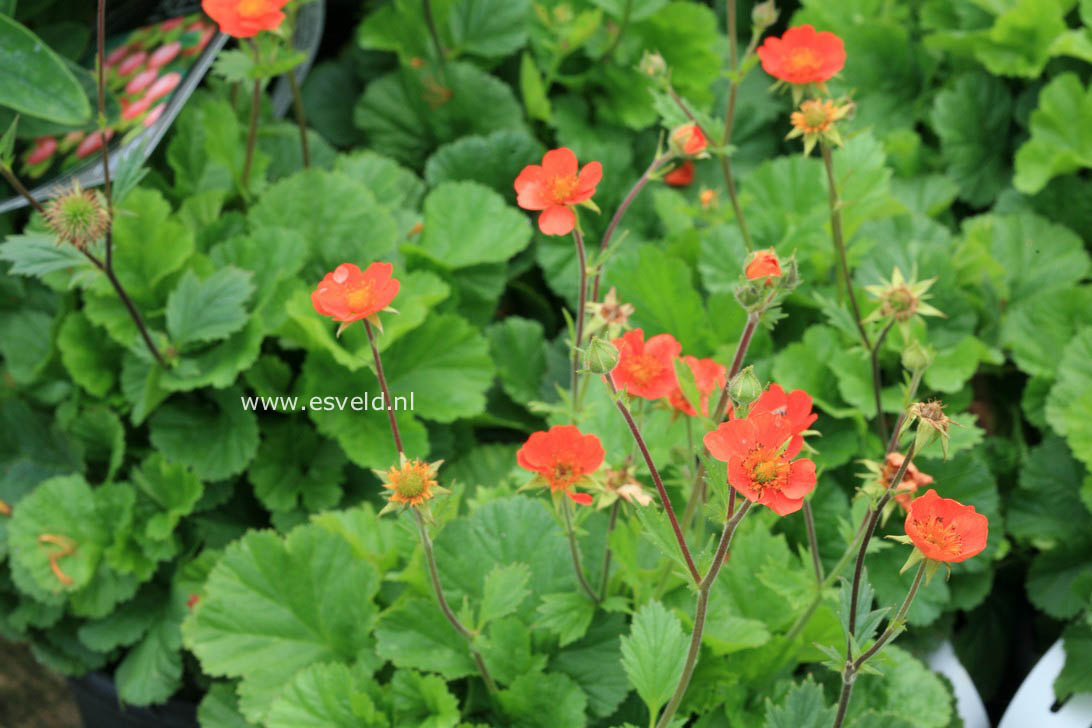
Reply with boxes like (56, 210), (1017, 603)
(803, 105), (830, 130)
(549, 462), (577, 489)
(345, 283), (375, 312)
(237, 0), (268, 17)
(915, 516), (963, 558)
(886, 286), (918, 320)
(787, 47), (820, 73)
(550, 175), (579, 203)
(625, 355), (664, 387)
(742, 447), (789, 490)
(392, 462), (430, 499)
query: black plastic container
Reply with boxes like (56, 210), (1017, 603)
(67, 672), (199, 728)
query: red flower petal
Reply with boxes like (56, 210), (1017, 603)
(704, 418), (758, 462)
(539, 205), (576, 236)
(541, 147), (578, 178)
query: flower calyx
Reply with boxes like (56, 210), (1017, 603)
(376, 453), (448, 518)
(585, 286), (635, 339)
(863, 267), (944, 335)
(787, 98), (853, 157)
(908, 400), (957, 459)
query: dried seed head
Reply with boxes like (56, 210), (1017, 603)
(43, 183), (110, 249)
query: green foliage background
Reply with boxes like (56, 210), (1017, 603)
(2, 0), (1092, 725)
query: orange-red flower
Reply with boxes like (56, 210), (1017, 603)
(514, 148), (602, 236)
(202, 0), (290, 38)
(671, 124), (707, 156)
(745, 249), (782, 280)
(312, 262), (400, 327)
(704, 412), (817, 516)
(379, 457), (442, 508)
(664, 160), (695, 187)
(610, 329), (682, 401)
(757, 25), (846, 85)
(749, 383), (817, 454)
(669, 356), (727, 417)
(517, 425), (605, 505)
(904, 489), (988, 563)
(884, 452), (935, 511)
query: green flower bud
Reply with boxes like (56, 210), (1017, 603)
(751, 0), (779, 29)
(638, 51), (667, 79)
(585, 337), (620, 375)
(728, 365), (762, 407)
(901, 339), (933, 373)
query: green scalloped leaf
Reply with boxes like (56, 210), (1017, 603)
(1014, 73), (1092, 194)
(148, 388), (260, 481)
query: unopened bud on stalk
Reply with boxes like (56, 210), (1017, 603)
(909, 400), (954, 459)
(585, 337), (620, 375)
(752, 1), (778, 30)
(728, 365), (762, 407)
(639, 50), (667, 79)
(901, 340), (933, 373)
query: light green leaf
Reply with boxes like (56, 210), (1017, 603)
(115, 595), (184, 706)
(1027, 541), (1092, 620)
(424, 130), (545, 197)
(1014, 73), (1092, 194)
(296, 352), (429, 470)
(249, 168), (401, 278)
(1002, 287), (1092, 378)
(448, 0), (530, 57)
(166, 268), (254, 348)
(607, 244), (710, 354)
(963, 212), (1090, 304)
(480, 563), (531, 628)
(131, 454), (204, 541)
(105, 188), (195, 305)
(248, 419), (345, 514)
(375, 597), (477, 679)
(333, 150), (425, 211)
(183, 524), (381, 723)
(931, 72), (1012, 207)
(1009, 436), (1091, 546)
(847, 646), (952, 728)
(480, 616), (547, 686)
(354, 62), (525, 167)
(534, 591), (596, 647)
(487, 317), (547, 404)
(0, 308), (54, 385)
(0, 233), (91, 279)
(197, 682), (257, 728)
(265, 663), (386, 728)
(497, 671), (588, 728)
(1055, 621), (1092, 699)
(1046, 328), (1092, 438)
(389, 668), (460, 728)
(549, 612), (630, 718)
(7, 474), (106, 597)
(620, 600), (688, 718)
(924, 336), (1000, 393)
(380, 314), (495, 422)
(0, 14), (90, 124)
(432, 496), (572, 611)
(148, 388), (260, 481)
(412, 181), (532, 268)
(57, 312), (121, 398)
(519, 52), (551, 122)
(765, 677), (835, 728)
(77, 587), (161, 653)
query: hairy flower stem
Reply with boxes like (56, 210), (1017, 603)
(241, 79), (261, 191)
(2, 166), (166, 367)
(286, 70), (311, 168)
(598, 500), (621, 599)
(681, 311), (760, 533)
(562, 497), (600, 603)
(606, 376), (701, 583)
(96, 0), (113, 222)
(832, 560), (927, 728)
(822, 142), (890, 445)
(571, 228), (589, 407)
(591, 154), (673, 302)
(655, 501), (752, 728)
(887, 368), (923, 455)
(364, 320), (404, 456)
(845, 442), (917, 650)
(720, 0), (759, 252)
(413, 508), (498, 694)
(803, 500), (823, 584)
